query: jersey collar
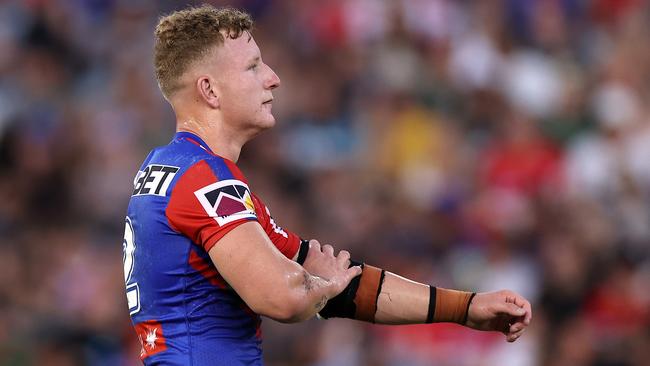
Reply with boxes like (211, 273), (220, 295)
(174, 131), (214, 154)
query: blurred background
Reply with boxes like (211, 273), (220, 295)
(1, 0), (649, 365)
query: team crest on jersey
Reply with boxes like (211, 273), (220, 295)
(194, 179), (257, 226)
(135, 320), (167, 360)
(133, 164), (179, 196)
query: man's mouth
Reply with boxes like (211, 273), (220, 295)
(263, 98), (273, 104)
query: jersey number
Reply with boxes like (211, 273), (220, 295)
(123, 216), (141, 315)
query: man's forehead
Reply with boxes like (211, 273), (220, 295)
(219, 31), (259, 60)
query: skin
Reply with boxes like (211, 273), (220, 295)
(374, 271), (531, 342)
(167, 32), (361, 322)
(301, 239), (532, 342)
(172, 32), (279, 162)
(167, 31), (533, 340)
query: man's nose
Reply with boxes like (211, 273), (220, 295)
(265, 65), (281, 90)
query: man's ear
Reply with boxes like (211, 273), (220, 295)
(196, 76), (220, 109)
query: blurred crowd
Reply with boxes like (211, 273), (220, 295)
(1, 0), (649, 365)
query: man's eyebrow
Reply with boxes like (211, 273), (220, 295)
(249, 56), (260, 64)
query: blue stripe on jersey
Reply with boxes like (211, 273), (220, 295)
(203, 158), (235, 181)
(173, 132), (236, 181)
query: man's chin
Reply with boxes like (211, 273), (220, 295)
(249, 117), (276, 137)
(261, 116), (276, 129)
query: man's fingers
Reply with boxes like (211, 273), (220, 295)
(347, 265), (362, 278)
(309, 240), (321, 253)
(333, 266), (362, 292)
(505, 328), (524, 342)
(499, 302), (527, 318)
(510, 294), (533, 325)
(522, 300), (532, 325)
(504, 291), (532, 325)
(509, 321), (526, 334)
(511, 294), (525, 307)
(504, 317), (528, 343)
(322, 244), (334, 257)
(514, 299), (532, 325)
(337, 250), (351, 266)
(506, 331), (522, 342)
(506, 327), (525, 342)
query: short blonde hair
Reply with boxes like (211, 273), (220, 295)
(154, 5), (253, 98)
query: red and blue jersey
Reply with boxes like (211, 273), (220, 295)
(123, 131), (301, 365)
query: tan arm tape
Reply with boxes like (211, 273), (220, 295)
(353, 265), (384, 322)
(431, 287), (475, 324)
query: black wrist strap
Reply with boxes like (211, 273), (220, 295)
(319, 260), (365, 319)
(426, 285), (436, 323)
(462, 292), (477, 325)
(296, 239), (310, 265)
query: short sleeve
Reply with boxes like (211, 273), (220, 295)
(165, 160), (258, 252)
(251, 194), (301, 259)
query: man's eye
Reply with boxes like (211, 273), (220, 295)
(249, 64), (258, 70)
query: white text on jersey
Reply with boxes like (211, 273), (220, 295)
(133, 164), (179, 196)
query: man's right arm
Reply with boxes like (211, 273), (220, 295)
(163, 161), (361, 323)
(208, 221), (361, 323)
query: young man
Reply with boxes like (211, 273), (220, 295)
(122, 5), (532, 365)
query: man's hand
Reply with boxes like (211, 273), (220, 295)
(300, 240), (361, 301)
(465, 290), (532, 342)
(301, 240), (354, 281)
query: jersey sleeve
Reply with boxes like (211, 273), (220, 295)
(251, 194), (301, 259)
(165, 160), (258, 252)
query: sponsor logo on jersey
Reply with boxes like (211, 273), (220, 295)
(194, 179), (257, 226)
(133, 164), (179, 196)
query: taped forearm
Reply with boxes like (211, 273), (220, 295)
(318, 261), (385, 322)
(320, 268), (474, 325)
(426, 286), (476, 324)
(296, 238), (386, 322)
(374, 272), (475, 325)
(296, 240), (475, 324)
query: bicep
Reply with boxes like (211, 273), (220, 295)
(208, 220), (302, 315)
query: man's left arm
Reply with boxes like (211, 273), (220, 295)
(299, 240), (532, 343)
(375, 272), (532, 342)
(251, 195), (532, 341)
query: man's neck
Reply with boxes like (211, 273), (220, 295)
(176, 119), (245, 162)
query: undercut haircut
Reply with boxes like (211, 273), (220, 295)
(154, 5), (253, 99)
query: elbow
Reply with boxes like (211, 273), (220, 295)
(250, 291), (306, 323)
(270, 296), (306, 323)
(246, 267), (314, 322)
